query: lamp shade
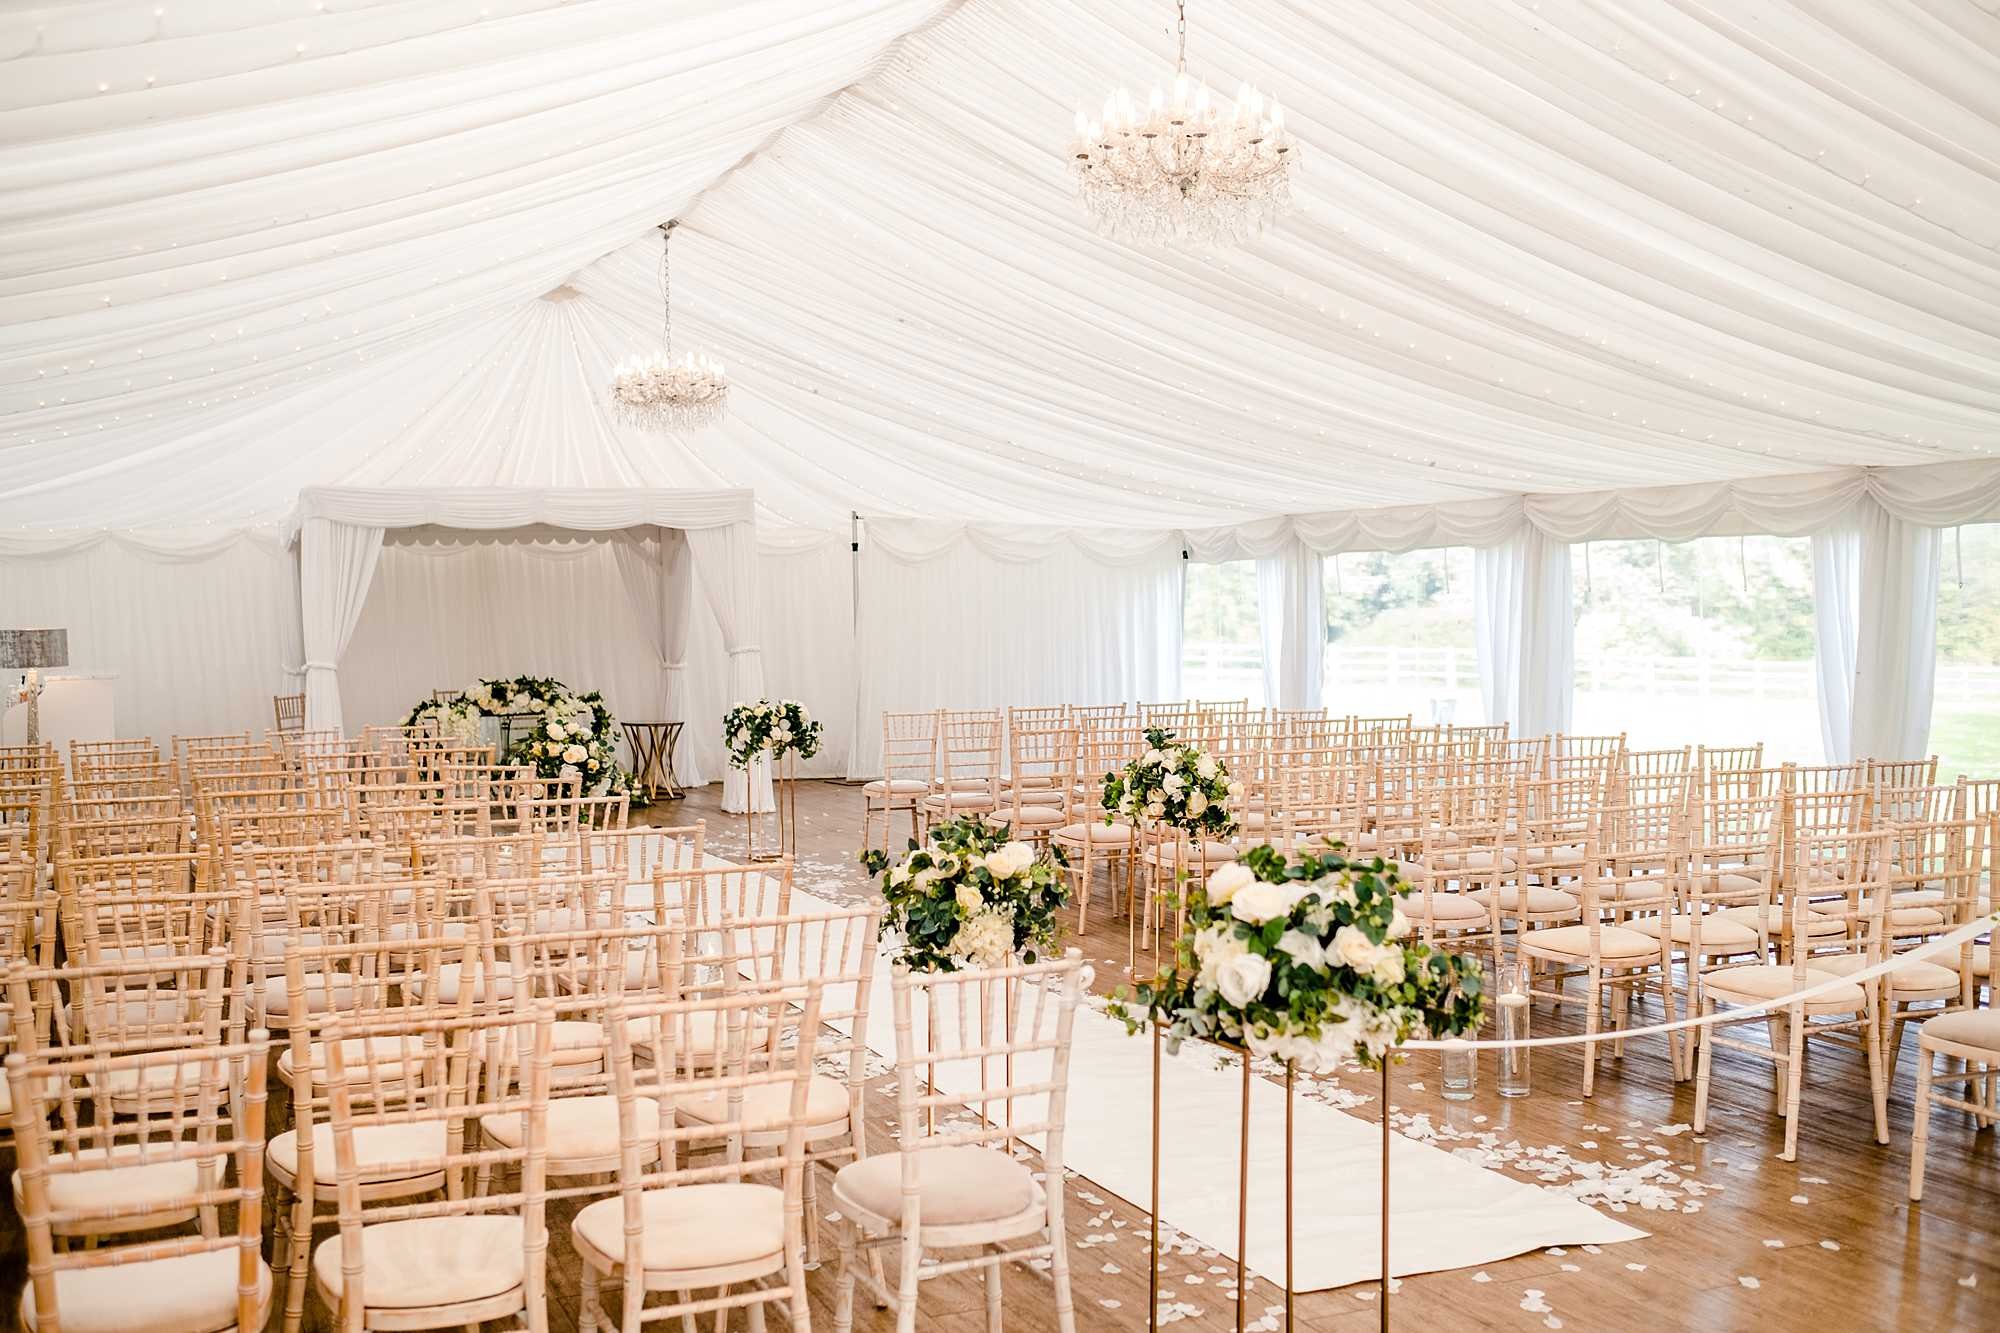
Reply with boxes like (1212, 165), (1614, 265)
(0, 628), (68, 670)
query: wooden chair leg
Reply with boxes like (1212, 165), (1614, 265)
(1909, 1043), (1935, 1202)
(1780, 1011), (1806, 1162)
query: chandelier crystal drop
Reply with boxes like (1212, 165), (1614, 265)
(609, 220), (728, 431)
(1069, 2), (1297, 246)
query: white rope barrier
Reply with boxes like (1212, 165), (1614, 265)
(1398, 913), (1997, 1053)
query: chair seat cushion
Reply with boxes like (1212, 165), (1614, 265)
(1141, 841), (1240, 866)
(22, 1247), (272, 1333)
(1718, 904), (1843, 936)
(257, 974), (359, 1019)
(404, 963), (516, 1005)
(1919, 1008), (2000, 1052)
(572, 1183), (783, 1274)
(1935, 944), (1991, 978)
(1523, 843), (1586, 867)
(314, 1215), (523, 1310)
(863, 779), (929, 796)
(270, 1122), (447, 1186)
(1888, 904), (1946, 929)
(921, 791), (996, 811)
(1812, 952), (1960, 995)
(833, 1144), (1039, 1227)
(1628, 913), (1761, 950)
(483, 1094), (659, 1164)
(992, 804), (1066, 829)
(680, 1074), (851, 1128)
(1466, 884), (1577, 915)
(20, 1146), (207, 1224)
(277, 1035), (426, 1087)
(1427, 849), (1517, 874)
(1703, 964), (1863, 1008)
(1517, 924), (1658, 961)
(1053, 822), (1135, 846)
(624, 1010), (763, 1056)
(1409, 891), (1488, 924)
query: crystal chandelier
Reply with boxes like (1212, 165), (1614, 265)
(609, 220), (728, 431)
(1069, 2), (1297, 246)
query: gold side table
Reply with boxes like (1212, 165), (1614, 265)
(623, 721), (684, 801)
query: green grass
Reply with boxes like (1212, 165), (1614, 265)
(1929, 709), (2000, 781)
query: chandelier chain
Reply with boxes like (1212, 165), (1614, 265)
(1176, 1), (1187, 75)
(660, 224), (672, 359)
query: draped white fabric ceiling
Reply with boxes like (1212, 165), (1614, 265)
(4, 0), (1999, 534)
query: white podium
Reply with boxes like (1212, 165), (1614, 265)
(1, 672), (117, 750)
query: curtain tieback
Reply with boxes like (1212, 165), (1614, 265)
(726, 645), (762, 657)
(660, 659), (686, 672)
(303, 659), (339, 673)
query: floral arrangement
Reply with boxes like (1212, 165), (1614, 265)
(858, 816), (1070, 972)
(403, 675), (639, 798)
(1101, 726), (1241, 837)
(1110, 843), (1484, 1071)
(722, 699), (823, 771)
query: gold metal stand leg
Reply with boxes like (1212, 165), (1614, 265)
(1150, 1021), (1162, 1333)
(1237, 1052), (1250, 1333)
(1285, 1060), (1295, 1332)
(1381, 1057), (1391, 1332)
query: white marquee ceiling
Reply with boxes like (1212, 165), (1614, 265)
(3, 0), (1998, 533)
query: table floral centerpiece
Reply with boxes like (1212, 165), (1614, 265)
(860, 815), (1070, 972)
(404, 675), (639, 799)
(1110, 842), (1484, 1070)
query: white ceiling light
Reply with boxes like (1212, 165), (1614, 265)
(609, 221), (729, 431)
(1069, 1), (1298, 246)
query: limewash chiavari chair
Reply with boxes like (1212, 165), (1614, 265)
(921, 715), (1004, 829)
(1908, 983), (2000, 1201)
(1693, 829), (1894, 1162)
(1070, 702), (1126, 726)
(312, 1005), (555, 1333)
(1053, 720), (1146, 933)
(990, 722), (1079, 849)
(832, 950), (1085, 1333)
(1850, 814), (1989, 1063)
(1516, 828), (1675, 1095)
(645, 858), (795, 934)
(1628, 789), (1780, 1078)
(8, 1033), (274, 1333)
(864, 711), (938, 854)
(572, 984), (825, 1333)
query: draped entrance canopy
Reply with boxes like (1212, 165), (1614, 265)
(286, 486), (771, 812)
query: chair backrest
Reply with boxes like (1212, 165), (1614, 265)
(885, 950), (1085, 1183)
(272, 692), (306, 732)
(319, 1006), (553, 1328)
(647, 859), (793, 926)
(8, 1033), (270, 1333)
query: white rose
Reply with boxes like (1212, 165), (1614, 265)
(889, 864), (911, 887)
(1162, 772), (1184, 793)
(1226, 780), (1246, 801)
(1275, 928), (1327, 972)
(1214, 951), (1272, 1009)
(1196, 754), (1219, 780)
(547, 722), (566, 741)
(774, 724), (792, 741)
(1331, 925), (1378, 973)
(912, 868), (937, 890)
(1386, 906), (1411, 940)
(1186, 790), (1208, 817)
(564, 744), (586, 763)
(1369, 944), (1406, 987)
(955, 882), (983, 913)
(983, 841), (1036, 880)
(1230, 880), (1295, 926)
(1206, 863), (1255, 906)
(1192, 923), (1244, 993)
(1143, 748), (1163, 765)
(1145, 800), (1166, 820)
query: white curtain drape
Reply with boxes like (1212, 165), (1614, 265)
(850, 531), (1182, 777)
(685, 520), (774, 814)
(1811, 528), (1859, 764)
(0, 532), (301, 743)
(299, 517), (385, 733)
(1474, 526), (1574, 737)
(1853, 503), (1943, 761)
(608, 527), (709, 786)
(1255, 538), (1324, 710)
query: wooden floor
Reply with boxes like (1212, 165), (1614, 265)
(3, 778), (1994, 1332)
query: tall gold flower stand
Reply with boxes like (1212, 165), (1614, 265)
(1148, 1024), (1396, 1333)
(744, 749), (799, 863)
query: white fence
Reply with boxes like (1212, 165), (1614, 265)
(1180, 642), (2000, 710)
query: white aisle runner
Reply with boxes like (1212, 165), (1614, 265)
(624, 839), (1644, 1292)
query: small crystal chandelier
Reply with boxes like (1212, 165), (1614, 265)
(609, 220), (728, 431)
(1070, 1), (1297, 246)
